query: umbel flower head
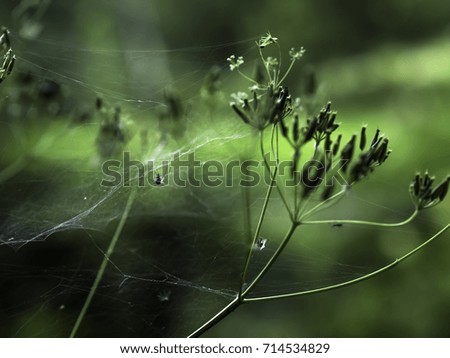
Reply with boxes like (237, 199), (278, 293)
(227, 55), (244, 71)
(409, 172), (449, 210)
(257, 32), (278, 48)
(346, 127), (391, 184)
(231, 85), (292, 131)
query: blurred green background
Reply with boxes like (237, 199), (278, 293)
(0, 0), (449, 337)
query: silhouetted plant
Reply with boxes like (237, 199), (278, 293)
(189, 33), (449, 338)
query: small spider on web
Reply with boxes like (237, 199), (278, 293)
(154, 173), (165, 186)
(254, 237), (267, 251)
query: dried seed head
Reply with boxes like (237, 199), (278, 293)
(332, 134), (342, 156)
(304, 116), (317, 142)
(360, 125), (367, 151)
(430, 177), (449, 202)
(371, 128), (380, 147)
(410, 172), (449, 210)
(341, 135), (356, 173)
(372, 137), (388, 163)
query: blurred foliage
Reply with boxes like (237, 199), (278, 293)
(0, 0), (449, 337)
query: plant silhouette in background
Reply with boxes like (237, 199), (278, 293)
(0, 27), (16, 85)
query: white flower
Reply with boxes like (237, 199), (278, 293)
(227, 55), (244, 71)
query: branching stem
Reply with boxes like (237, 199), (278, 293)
(243, 222), (298, 296)
(244, 223), (450, 302)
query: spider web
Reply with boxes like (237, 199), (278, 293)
(1, 4), (449, 338)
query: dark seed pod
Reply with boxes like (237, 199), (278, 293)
(341, 135), (356, 173)
(379, 138), (389, 163)
(279, 117), (288, 138)
(349, 158), (365, 184)
(423, 172), (434, 189)
(431, 177), (449, 201)
(302, 160), (325, 198)
(372, 138), (388, 163)
(252, 91), (258, 111)
(96, 97), (103, 110)
(360, 125), (367, 151)
(293, 114), (300, 142)
(413, 173), (421, 197)
(371, 129), (380, 147)
(324, 132), (331, 152)
(304, 116), (317, 142)
(243, 98), (250, 111)
(332, 134), (342, 156)
(231, 104), (250, 124)
(278, 87), (289, 108)
(328, 112), (336, 128)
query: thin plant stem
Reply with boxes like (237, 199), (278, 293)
(69, 186), (138, 338)
(187, 297), (240, 338)
(237, 69), (259, 85)
(262, 125), (293, 220)
(244, 223), (450, 302)
(270, 124), (292, 215)
(259, 47), (272, 83)
(295, 190), (315, 222)
(300, 209), (419, 227)
(190, 222), (300, 337)
(275, 42), (282, 85)
(239, 131), (277, 297)
(243, 222), (298, 296)
(277, 59), (296, 86)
